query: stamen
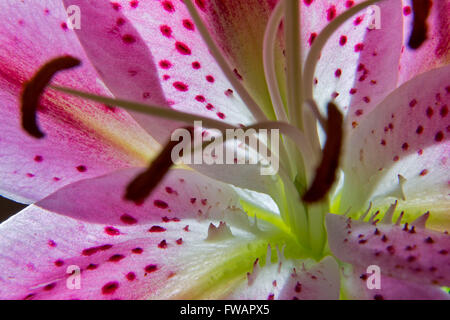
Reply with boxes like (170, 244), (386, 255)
(284, 0), (303, 127)
(50, 85), (234, 131)
(302, 102), (343, 203)
(408, 0), (432, 49)
(125, 127), (194, 204)
(263, 0), (288, 122)
(303, 0), (381, 104)
(21, 56), (81, 138)
(183, 0), (268, 122)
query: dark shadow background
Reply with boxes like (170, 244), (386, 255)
(0, 196), (26, 223)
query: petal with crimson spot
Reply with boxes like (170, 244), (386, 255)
(304, 0), (403, 120)
(227, 255), (340, 300)
(398, 0), (450, 85)
(340, 264), (449, 300)
(0, 168), (282, 299)
(341, 65), (450, 221)
(0, 0), (154, 203)
(326, 213), (450, 287)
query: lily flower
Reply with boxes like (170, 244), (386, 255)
(0, 0), (448, 300)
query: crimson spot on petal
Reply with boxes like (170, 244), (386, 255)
(345, 1), (354, 8)
(434, 131), (444, 142)
(76, 165), (87, 172)
(309, 33), (317, 46)
(105, 226), (120, 236)
(87, 263), (98, 270)
(173, 82), (189, 92)
(145, 264), (158, 273)
(159, 60), (172, 69)
(175, 42), (191, 55)
(132, 247), (143, 254)
(108, 254), (125, 262)
(102, 281), (119, 295)
(183, 19), (195, 30)
(126, 272), (136, 281)
(154, 199), (169, 209)
(122, 34), (136, 44)
(162, 1), (175, 12)
(160, 25), (172, 38)
(355, 43), (364, 52)
(43, 283), (56, 291)
(158, 240), (168, 249)
(54, 259), (64, 267)
(120, 214), (138, 225)
(327, 6), (337, 21)
(149, 225), (166, 233)
(195, 95), (205, 102)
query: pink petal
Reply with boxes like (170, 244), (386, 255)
(305, 0), (403, 119)
(398, 0), (450, 85)
(341, 65), (450, 217)
(326, 213), (450, 287)
(192, 0), (282, 119)
(345, 0), (404, 123)
(63, 0), (255, 144)
(227, 255), (340, 300)
(0, 168), (274, 299)
(0, 0), (151, 203)
(341, 264), (449, 300)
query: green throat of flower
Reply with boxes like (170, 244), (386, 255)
(20, 0), (387, 260)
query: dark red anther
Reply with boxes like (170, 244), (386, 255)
(408, 0), (432, 49)
(21, 56), (81, 138)
(125, 127), (194, 204)
(303, 102), (343, 203)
